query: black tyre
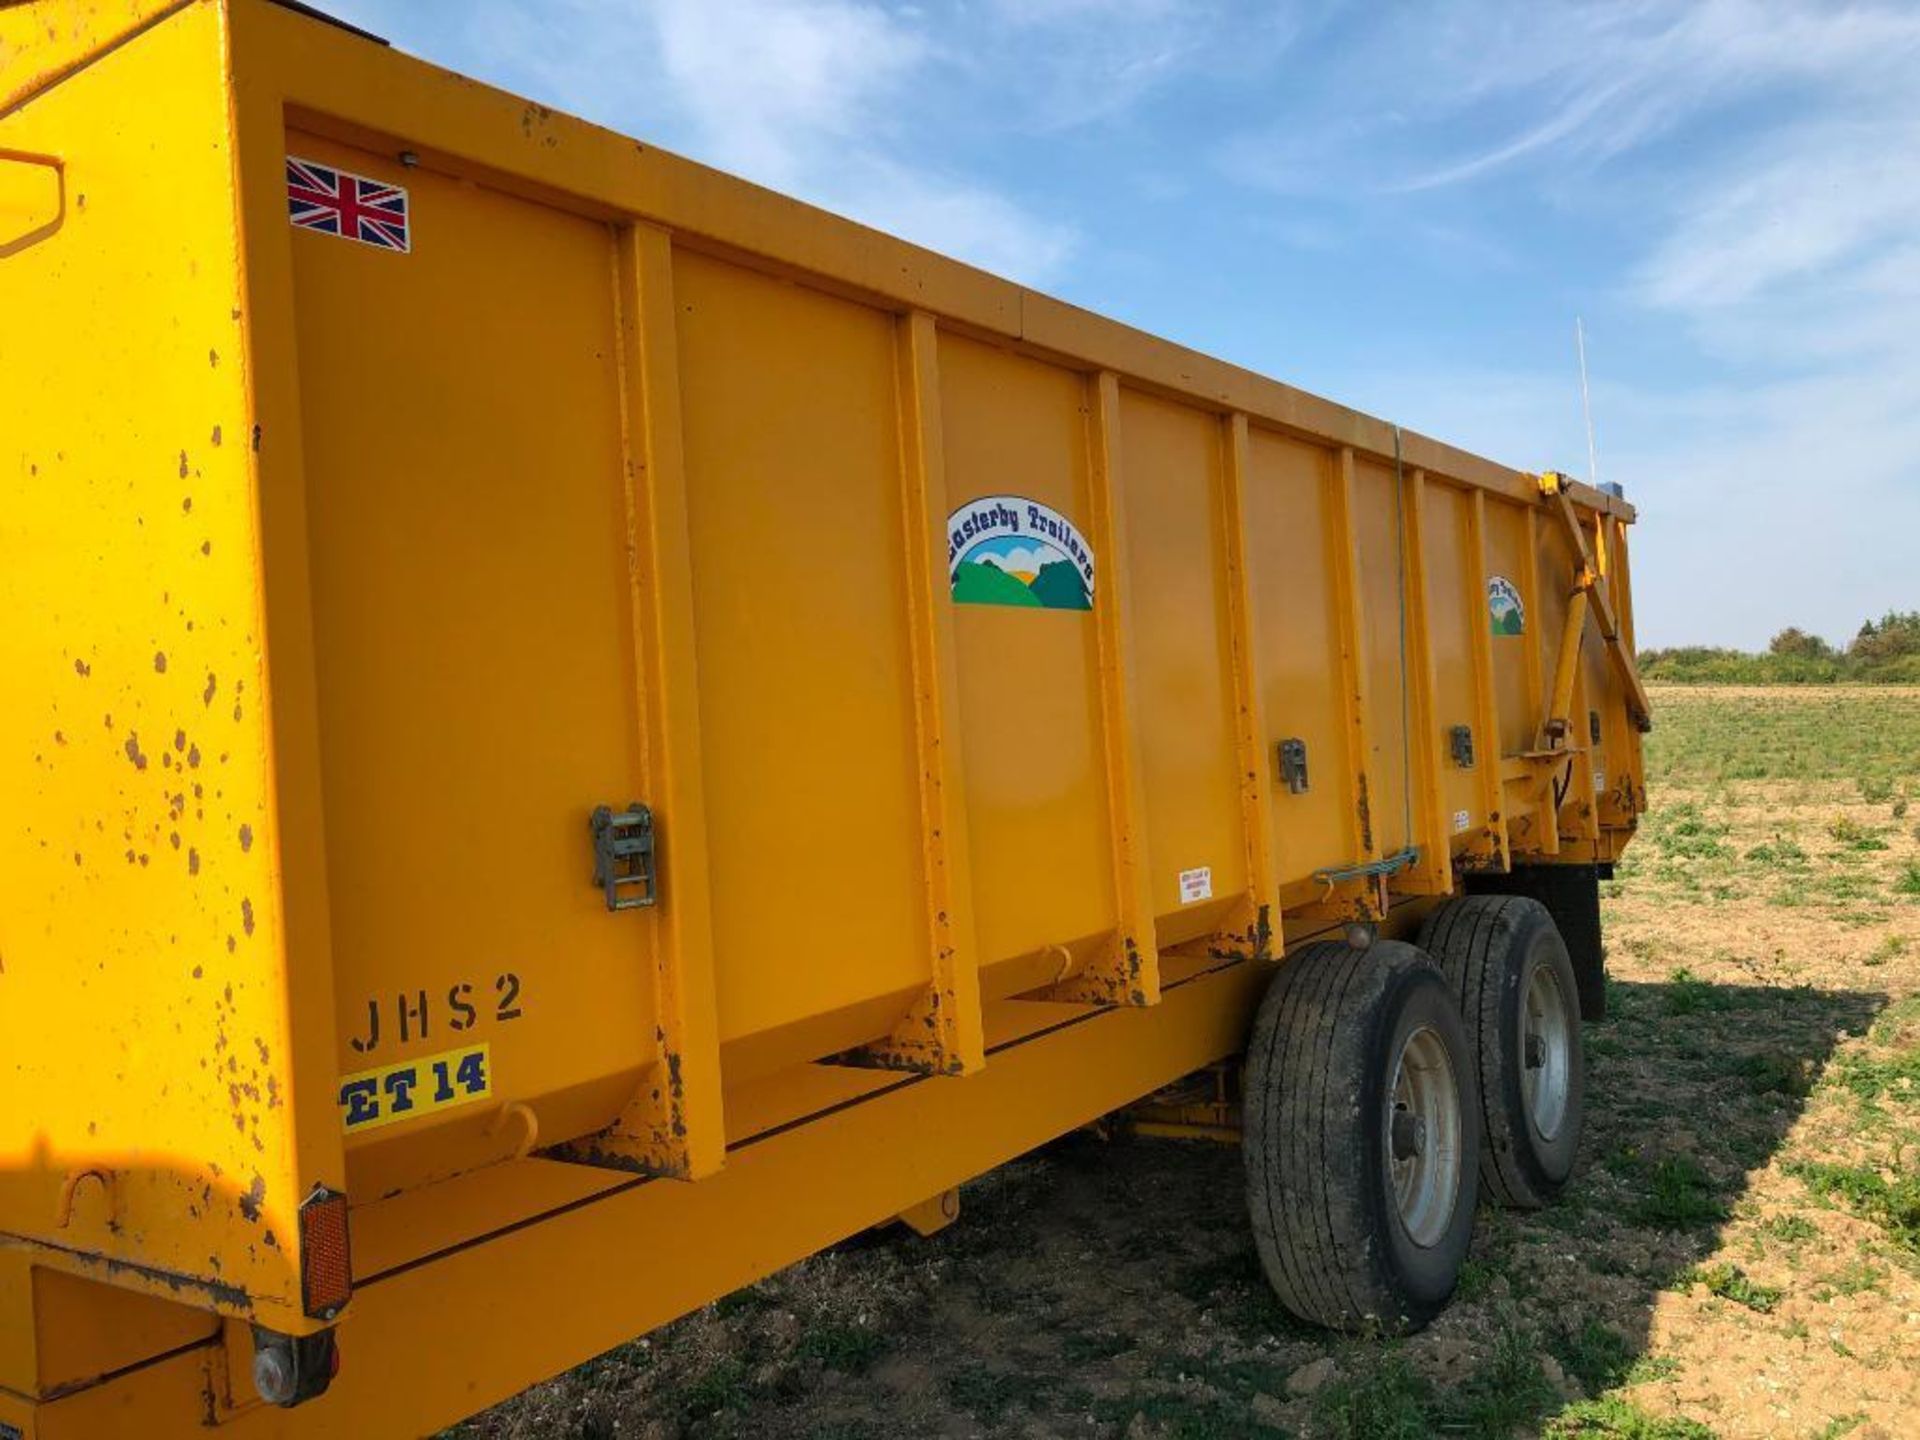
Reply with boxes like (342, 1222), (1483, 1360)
(1420, 895), (1584, 1208)
(1466, 862), (1606, 1019)
(1243, 939), (1480, 1333)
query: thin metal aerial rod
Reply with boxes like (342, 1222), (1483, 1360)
(1576, 316), (1600, 490)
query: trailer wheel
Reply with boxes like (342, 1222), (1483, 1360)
(1419, 895), (1584, 1208)
(1466, 863), (1606, 1019)
(1243, 939), (1480, 1333)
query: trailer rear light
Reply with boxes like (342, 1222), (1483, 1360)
(299, 1184), (352, 1320)
(251, 1325), (340, 1409)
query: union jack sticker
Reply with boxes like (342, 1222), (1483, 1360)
(287, 155), (411, 253)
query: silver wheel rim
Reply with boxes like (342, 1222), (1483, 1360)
(1387, 1023), (1463, 1248)
(1522, 961), (1573, 1142)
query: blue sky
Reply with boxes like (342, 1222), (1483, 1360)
(315, 0), (1920, 649)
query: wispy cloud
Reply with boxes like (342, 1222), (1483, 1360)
(1213, 0), (1920, 645)
(323, 0), (1098, 284)
(955, 0), (1220, 132)
(645, 0), (926, 188)
(637, 0), (1078, 280)
(1637, 118), (1920, 317)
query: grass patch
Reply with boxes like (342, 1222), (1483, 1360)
(1789, 1159), (1920, 1253)
(1679, 1261), (1783, 1313)
(1758, 1213), (1818, 1243)
(1059, 1329), (1133, 1363)
(1827, 1047), (1920, 1105)
(1433, 1318), (1560, 1436)
(1642, 687), (1920, 784)
(1544, 1330), (1678, 1396)
(1663, 968), (1734, 1016)
(1858, 775), (1896, 805)
(1310, 1353), (1431, 1440)
(1650, 803), (1732, 861)
(1826, 816), (1887, 851)
(1813, 1416), (1868, 1440)
(1093, 1390), (1287, 1440)
(942, 1364), (1055, 1425)
(1895, 861), (1920, 898)
(1863, 934), (1908, 968)
(1550, 1317), (1635, 1396)
(1730, 1051), (1814, 1097)
(679, 1357), (752, 1421)
(1812, 1258), (1886, 1300)
(1745, 835), (1810, 868)
(795, 1323), (889, 1376)
(1545, 1397), (1717, 1438)
(1630, 1155), (1729, 1230)
(1455, 1256), (1501, 1303)
(1870, 993), (1920, 1041)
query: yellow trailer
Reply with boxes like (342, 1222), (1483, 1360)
(0, 2), (1650, 1433)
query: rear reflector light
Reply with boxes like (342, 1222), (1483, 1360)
(299, 1184), (353, 1319)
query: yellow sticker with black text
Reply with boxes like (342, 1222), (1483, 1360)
(338, 1042), (491, 1135)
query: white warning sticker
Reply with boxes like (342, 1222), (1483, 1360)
(1452, 809), (1472, 834)
(1593, 757), (1607, 790)
(1178, 866), (1213, 904)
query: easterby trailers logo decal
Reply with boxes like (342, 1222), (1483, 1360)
(947, 495), (1095, 611)
(1488, 575), (1526, 636)
(287, 155), (412, 253)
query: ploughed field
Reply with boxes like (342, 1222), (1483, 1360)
(453, 686), (1920, 1440)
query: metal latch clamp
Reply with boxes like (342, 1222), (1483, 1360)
(590, 803), (657, 911)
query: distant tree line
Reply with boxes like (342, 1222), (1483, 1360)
(1640, 612), (1920, 684)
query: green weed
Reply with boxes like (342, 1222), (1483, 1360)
(795, 1323), (888, 1376)
(1812, 1258), (1885, 1299)
(1862, 934), (1908, 967)
(1434, 1317), (1559, 1436)
(1093, 1391), (1286, 1440)
(1679, 1261), (1783, 1313)
(679, 1358), (752, 1420)
(1631, 1155), (1728, 1230)
(1310, 1353), (1431, 1440)
(1813, 1415), (1868, 1439)
(1455, 1256), (1500, 1303)
(1827, 1047), (1920, 1104)
(1826, 816), (1887, 851)
(1789, 1159), (1920, 1253)
(1549, 1318), (1634, 1396)
(1624, 1355), (1682, 1384)
(1758, 1213), (1818, 1243)
(1545, 1397), (1716, 1438)
(1731, 1052), (1813, 1097)
(1651, 803), (1733, 861)
(1746, 836), (1810, 868)
(1664, 969), (1732, 1016)
(1870, 993), (1920, 1040)
(942, 1364), (1054, 1424)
